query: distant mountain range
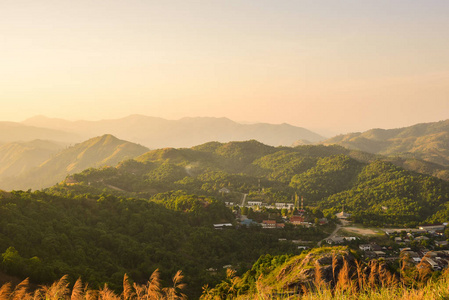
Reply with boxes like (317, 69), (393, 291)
(0, 134), (148, 190)
(0, 122), (79, 144)
(22, 115), (325, 148)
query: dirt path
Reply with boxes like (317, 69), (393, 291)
(317, 224), (341, 246)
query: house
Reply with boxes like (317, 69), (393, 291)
(402, 250), (420, 259)
(262, 220), (276, 229)
(336, 211), (351, 219)
(359, 244), (372, 251)
(248, 201), (263, 207)
(214, 223), (233, 230)
(373, 251), (386, 257)
(318, 218), (328, 225)
(423, 257), (441, 270)
(326, 237), (345, 244)
(415, 236), (430, 242)
(276, 223), (285, 229)
(275, 203), (295, 210)
(289, 215), (304, 225)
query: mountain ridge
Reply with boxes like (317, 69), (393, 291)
(22, 115), (325, 148)
(322, 119), (449, 168)
(0, 134), (149, 190)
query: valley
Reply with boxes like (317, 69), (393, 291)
(1, 120), (449, 298)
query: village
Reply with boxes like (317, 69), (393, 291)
(214, 194), (449, 272)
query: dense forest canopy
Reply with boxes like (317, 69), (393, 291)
(55, 141), (449, 227)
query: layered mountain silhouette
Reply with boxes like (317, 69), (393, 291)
(322, 119), (449, 165)
(22, 115), (325, 148)
(0, 134), (149, 190)
(0, 140), (64, 179)
(0, 122), (79, 144)
(319, 119), (449, 179)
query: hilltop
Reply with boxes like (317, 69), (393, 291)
(322, 119), (449, 167)
(0, 135), (148, 190)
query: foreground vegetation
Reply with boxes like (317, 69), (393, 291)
(2, 247), (449, 299)
(202, 247), (449, 299)
(0, 190), (323, 298)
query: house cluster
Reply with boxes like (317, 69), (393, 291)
(386, 224), (447, 247)
(326, 236), (358, 244)
(246, 201), (295, 210)
(358, 243), (390, 258)
(261, 220), (285, 229)
(259, 214), (327, 229)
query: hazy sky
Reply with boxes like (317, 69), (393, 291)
(1, 0), (449, 136)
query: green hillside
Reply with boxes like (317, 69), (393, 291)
(52, 141), (449, 227)
(322, 119), (449, 170)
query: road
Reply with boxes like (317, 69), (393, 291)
(317, 223), (341, 246)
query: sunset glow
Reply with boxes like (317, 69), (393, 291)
(1, 0), (449, 135)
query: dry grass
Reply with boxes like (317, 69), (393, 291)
(231, 252), (445, 300)
(0, 269), (186, 300)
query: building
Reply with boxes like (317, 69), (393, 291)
(336, 211), (351, 219)
(423, 257), (441, 270)
(326, 237), (345, 244)
(213, 223), (233, 230)
(419, 225), (445, 232)
(289, 215), (304, 225)
(262, 220), (276, 229)
(359, 244), (372, 251)
(275, 203), (295, 210)
(248, 201), (263, 207)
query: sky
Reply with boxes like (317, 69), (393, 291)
(1, 0), (449, 136)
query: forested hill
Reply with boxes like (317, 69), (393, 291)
(322, 119), (449, 167)
(53, 140), (449, 227)
(0, 134), (149, 191)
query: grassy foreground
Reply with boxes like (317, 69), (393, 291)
(1, 259), (449, 299)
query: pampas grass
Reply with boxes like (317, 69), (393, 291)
(0, 269), (186, 300)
